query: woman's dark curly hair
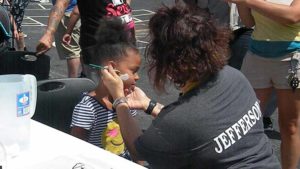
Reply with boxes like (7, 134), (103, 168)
(146, 3), (231, 92)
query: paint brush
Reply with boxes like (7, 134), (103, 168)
(89, 64), (129, 81)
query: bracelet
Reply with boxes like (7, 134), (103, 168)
(145, 100), (157, 115)
(112, 97), (128, 110)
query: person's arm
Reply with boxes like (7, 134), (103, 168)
(66, 5), (80, 35)
(36, 0), (69, 55)
(226, 0), (300, 25)
(62, 5), (80, 45)
(70, 127), (89, 141)
(236, 4), (255, 28)
(101, 65), (143, 161)
(151, 103), (164, 117)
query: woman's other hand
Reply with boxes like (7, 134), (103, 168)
(126, 87), (150, 111)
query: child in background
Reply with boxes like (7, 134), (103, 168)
(70, 18), (141, 162)
(11, 0), (29, 51)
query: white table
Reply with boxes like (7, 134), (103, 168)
(5, 120), (146, 169)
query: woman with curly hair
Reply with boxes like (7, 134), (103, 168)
(100, 3), (281, 169)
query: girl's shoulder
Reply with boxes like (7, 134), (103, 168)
(77, 92), (100, 107)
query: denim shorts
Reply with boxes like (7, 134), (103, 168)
(241, 51), (300, 89)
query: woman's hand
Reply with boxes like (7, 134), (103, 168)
(126, 87), (150, 111)
(62, 33), (72, 45)
(101, 65), (125, 100)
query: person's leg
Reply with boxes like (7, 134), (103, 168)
(231, 28), (278, 129)
(263, 89), (277, 130)
(16, 31), (25, 51)
(12, 0), (29, 51)
(55, 13), (82, 77)
(241, 51), (279, 132)
(255, 88), (274, 113)
(276, 89), (300, 169)
(67, 58), (81, 78)
(270, 52), (300, 169)
(229, 28), (252, 70)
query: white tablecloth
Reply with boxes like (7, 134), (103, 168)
(5, 120), (146, 169)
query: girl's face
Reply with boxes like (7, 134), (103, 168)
(114, 49), (141, 94)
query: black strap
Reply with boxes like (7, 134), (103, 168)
(145, 100), (157, 115)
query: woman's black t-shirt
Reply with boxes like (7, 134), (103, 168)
(135, 66), (281, 169)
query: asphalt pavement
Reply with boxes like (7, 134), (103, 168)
(21, 0), (299, 168)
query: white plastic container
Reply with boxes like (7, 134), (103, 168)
(0, 74), (37, 156)
(0, 142), (7, 169)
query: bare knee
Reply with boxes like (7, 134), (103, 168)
(279, 118), (300, 136)
(276, 90), (300, 137)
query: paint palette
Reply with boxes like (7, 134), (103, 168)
(21, 54), (37, 62)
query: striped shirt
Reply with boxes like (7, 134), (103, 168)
(71, 93), (137, 158)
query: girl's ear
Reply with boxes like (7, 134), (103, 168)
(107, 60), (118, 69)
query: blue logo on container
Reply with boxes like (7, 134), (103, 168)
(16, 92), (30, 117)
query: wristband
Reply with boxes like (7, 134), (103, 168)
(145, 100), (157, 115)
(112, 97), (128, 110)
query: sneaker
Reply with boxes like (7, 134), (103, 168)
(263, 117), (274, 131)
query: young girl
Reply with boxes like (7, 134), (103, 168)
(70, 18), (141, 161)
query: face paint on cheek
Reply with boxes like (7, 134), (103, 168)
(119, 73), (129, 81)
